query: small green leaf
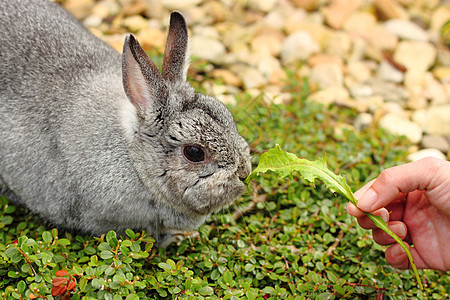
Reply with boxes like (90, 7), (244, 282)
(56, 238), (71, 246)
(223, 270), (233, 284)
(5, 247), (18, 258)
(198, 286), (214, 296)
(42, 231), (52, 243)
(158, 262), (172, 271)
(100, 250), (114, 260)
(17, 280), (26, 293)
(125, 229), (136, 240)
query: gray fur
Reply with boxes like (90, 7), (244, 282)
(0, 0), (251, 245)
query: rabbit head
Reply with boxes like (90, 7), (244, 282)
(121, 12), (251, 218)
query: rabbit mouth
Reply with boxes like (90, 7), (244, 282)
(180, 176), (245, 215)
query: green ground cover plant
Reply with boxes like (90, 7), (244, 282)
(1, 75), (449, 299)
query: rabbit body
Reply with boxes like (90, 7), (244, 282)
(0, 0), (251, 244)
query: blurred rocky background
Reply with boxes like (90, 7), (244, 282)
(60, 0), (450, 160)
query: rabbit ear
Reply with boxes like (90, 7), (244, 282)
(122, 34), (167, 113)
(161, 11), (190, 83)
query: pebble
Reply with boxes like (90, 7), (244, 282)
(161, 0), (203, 10)
(323, 0), (363, 29)
(136, 27), (166, 52)
(190, 36), (226, 64)
(347, 61), (372, 83)
(421, 135), (450, 153)
(369, 79), (409, 103)
(407, 148), (447, 161)
(384, 19), (429, 42)
(326, 32), (352, 58)
(394, 41), (436, 71)
(382, 101), (408, 118)
(309, 63), (344, 89)
(64, 0), (95, 20)
(367, 25), (399, 50)
(230, 65), (267, 90)
(307, 85), (349, 106)
(431, 6), (450, 32)
(424, 75), (449, 105)
(248, 0), (277, 12)
(343, 12), (377, 36)
(354, 113), (373, 131)
(379, 113), (423, 143)
(292, 0), (318, 11)
(376, 60), (404, 83)
(212, 69), (242, 87)
(374, 0), (409, 20)
(281, 31), (320, 65)
(250, 29), (284, 57)
(433, 67), (450, 81)
(412, 104), (450, 135)
(122, 15), (149, 32)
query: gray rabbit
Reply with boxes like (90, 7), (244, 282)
(0, 0), (251, 246)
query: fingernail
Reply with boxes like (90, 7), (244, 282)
(357, 188), (378, 211)
(391, 223), (407, 239)
(391, 244), (405, 257)
(381, 211), (389, 223)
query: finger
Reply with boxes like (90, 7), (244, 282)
(347, 202), (365, 218)
(385, 243), (430, 270)
(372, 221), (407, 245)
(347, 180), (376, 218)
(384, 198), (406, 221)
(356, 157), (444, 213)
(356, 208), (390, 229)
(353, 179), (375, 199)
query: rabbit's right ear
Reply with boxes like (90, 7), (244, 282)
(122, 34), (167, 114)
(161, 11), (189, 83)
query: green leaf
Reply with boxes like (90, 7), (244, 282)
(56, 238), (71, 246)
(223, 270), (233, 284)
(246, 145), (355, 202)
(5, 247), (18, 258)
(42, 231), (52, 243)
(158, 262), (172, 271)
(100, 251), (114, 260)
(17, 280), (26, 293)
(198, 286), (214, 296)
(246, 144), (423, 290)
(125, 229), (136, 240)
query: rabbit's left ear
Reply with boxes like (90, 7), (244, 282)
(161, 11), (190, 83)
(122, 34), (168, 114)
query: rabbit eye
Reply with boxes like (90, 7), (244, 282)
(183, 145), (205, 163)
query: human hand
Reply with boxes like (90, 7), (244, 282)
(347, 157), (450, 271)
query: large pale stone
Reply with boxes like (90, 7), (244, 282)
(421, 135), (450, 153)
(379, 114), (423, 143)
(407, 149), (447, 162)
(161, 0), (202, 10)
(323, 0), (363, 29)
(190, 36), (226, 64)
(393, 41), (436, 71)
(307, 86), (349, 106)
(384, 19), (429, 42)
(412, 105), (450, 135)
(309, 63), (343, 89)
(281, 31), (320, 65)
(377, 61), (404, 83)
